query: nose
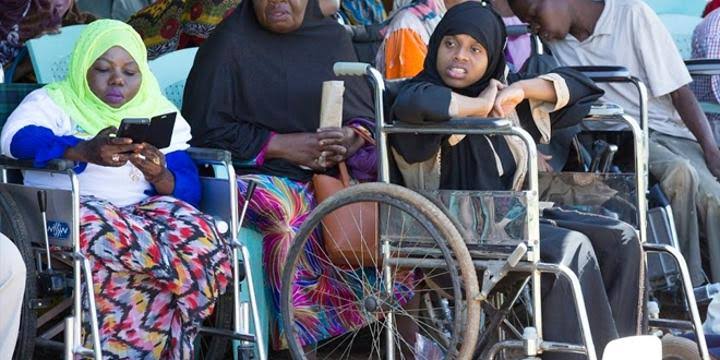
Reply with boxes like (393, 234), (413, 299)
(108, 71), (125, 87)
(453, 48), (470, 62)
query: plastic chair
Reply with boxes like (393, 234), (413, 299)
(148, 47), (199, 109)
(658, 14), (702, 59)
(25, 25), (87, 84)
(644, 0), (706, 16)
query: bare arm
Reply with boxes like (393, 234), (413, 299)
(449, 79), (504, 117)
(671, 85), (720, 177)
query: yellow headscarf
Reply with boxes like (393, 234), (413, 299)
(44, 19), (176, 137)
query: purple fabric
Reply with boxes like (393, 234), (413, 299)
(345, 117), (377, 182)
(502, 16), (532, 73)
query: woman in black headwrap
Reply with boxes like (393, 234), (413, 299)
(390, 2), (643, 359)
(182, 0), (406, 351)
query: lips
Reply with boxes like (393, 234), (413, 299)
(104, 89), (125, 104)
(445, 65), (468, 80)
(266, 3), (291, 22)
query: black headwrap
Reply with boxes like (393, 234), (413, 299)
(413, 1), (507, 97)
(183, 0), (375, 181)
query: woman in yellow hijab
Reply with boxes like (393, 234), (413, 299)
(1, 19), (232, 359)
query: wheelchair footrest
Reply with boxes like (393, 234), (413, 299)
(198, 326), (256, 342)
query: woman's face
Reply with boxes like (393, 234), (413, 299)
(86, 46), (142, 108)
(435, 34), (489, 89)
(253, 0), (309, 33)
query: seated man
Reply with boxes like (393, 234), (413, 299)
(691, 7), (720, 145)
(509, 0), (720, 286)
(0, 233), (26, 360)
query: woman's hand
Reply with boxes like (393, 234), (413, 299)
(475, 79), (505, 117)
(266, 131), (348, 171)
(129, 143), (169, 182)
(317, 127), (365, 163)
(492, 83), (526, 118)
(65, 126), (141, 166)
(538, 152), (554, 172)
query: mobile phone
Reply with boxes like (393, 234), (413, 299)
(117, 118), (150, 144)
(145, 112), (176, 149)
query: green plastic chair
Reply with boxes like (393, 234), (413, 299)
(658, 14), (702, 60)
(643, 0), (706, 16)
(148, 47), (199, 109)
(25, 25), (87, 84)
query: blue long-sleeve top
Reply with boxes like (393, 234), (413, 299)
(9, 125), (201, 207)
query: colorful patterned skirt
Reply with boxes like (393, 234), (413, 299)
(80, 195), (232, 359)
(237, 174), (414, 350)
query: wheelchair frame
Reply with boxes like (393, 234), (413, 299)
(0, 148), (267, 360)
(329, 62), (598, 359)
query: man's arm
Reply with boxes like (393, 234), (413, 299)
(671, 85), (720, 178)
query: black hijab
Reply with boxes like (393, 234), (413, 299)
(413, 1), (507, 97)
(183, 0), (375, 181)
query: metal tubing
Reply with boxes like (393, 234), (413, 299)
(383, 240), (396, 360)
(621, 114), (648, 245)
(64, 317), (74, 360)
(69, 171), (83, 350)
(241, 245), (267, 360)
(80, 255), (102, 360)
(643, 243), (710, 360)
(366, 67), (389, 184)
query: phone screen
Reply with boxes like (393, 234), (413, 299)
(117, 118), (150, 144)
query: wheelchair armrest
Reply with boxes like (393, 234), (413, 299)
(187, 147), (231, 164)
(570, 66), (633, 82)
(506, 24), (530, 37)
(685, 59), (720, 76)
(0, 156), (75, 172)
(386, 118), (512, 135)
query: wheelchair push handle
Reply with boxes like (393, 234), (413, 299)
(333, 62), (370, 77)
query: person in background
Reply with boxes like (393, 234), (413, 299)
(706, 0), (720, 17)
(375, 0), (460, 79)
(691, 7), (720, 146)
(490, 0), (531, 72)
(74, 0), (152, 21)
(0, 234), (26, 360)
(127, 0), (241, 60)
(1, 0), (95, 82)
(339, 0), (386, 25)
(509, 0), (720, 286)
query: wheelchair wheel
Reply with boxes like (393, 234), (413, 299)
(281, 183), (480, 359)
(0, 191), (37, 360)
(195, 291), (234, 359)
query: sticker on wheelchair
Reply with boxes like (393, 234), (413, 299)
(589, 102), (624, 117)
(47, 221), (70, 240)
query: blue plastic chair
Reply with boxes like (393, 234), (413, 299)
(25, 25), (87, 84)
(644, 0), (706, 16)
(148, 47), (199, 109)
(658, 14), (702, 60)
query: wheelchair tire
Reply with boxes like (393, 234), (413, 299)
(661, 335), (701, 360)
(281, 182), (480, 359)
(195, 290), (234, 359)
(0, 191), (37, 360)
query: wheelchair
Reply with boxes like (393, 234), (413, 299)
(278, 62), (611, 360)
(0, 85), (266, 360)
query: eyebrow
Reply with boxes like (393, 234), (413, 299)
(95, 57), (138, 67)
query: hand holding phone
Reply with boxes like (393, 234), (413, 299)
(117, 112), (176, 149)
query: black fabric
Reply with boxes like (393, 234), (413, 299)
(413, 1), (506, 97)
(182, 0), (375, 181)
(540, 208), (644, 359)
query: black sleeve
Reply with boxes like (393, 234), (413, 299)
(182, 53), (271, 161)
(511, 66), (604, 134)
(390, 81), (453, 124)
(388, 80), (453, 163)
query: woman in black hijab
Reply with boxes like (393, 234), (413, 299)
(182, 0), (391, 351)
(390, 2), (643, 359)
